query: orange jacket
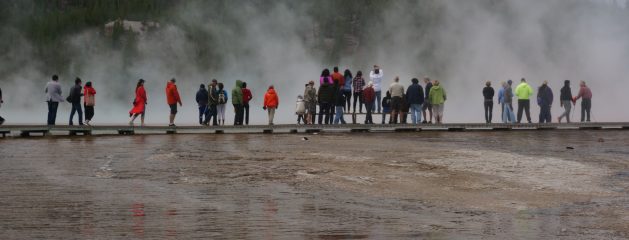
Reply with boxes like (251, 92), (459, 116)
(166, 82), (181, 105)
(263, 87), (279, 108)
(332, 72), (344, 87)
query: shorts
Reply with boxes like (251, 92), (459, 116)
(391, 97), (402, 111)
(169, 104), (178, 114)
(422, 101), (432, 110)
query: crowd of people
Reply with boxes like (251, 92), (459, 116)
(485, 78), (593, 124)
(0, 66), (594, 127)
(298, 65), (447, 125)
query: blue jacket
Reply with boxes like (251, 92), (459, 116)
(497, 87), (505, 104)
(405, 83), (425, 105)
(196, 87), (209, 106)
(343, 76), (352, 91)
(537, 85), (553, 106)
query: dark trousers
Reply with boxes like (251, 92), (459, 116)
(318, 102), (331, 125)
(343, 91), (352, 110)
(517, 99), (531, 123)
(484, 100), (493, 123)
(581, 99), (591, 122)
(47, 101), (59, 125)
(539, 105), (552, 123)
(205, 105), (218, 125)
(364, 102), (374, 124)
(243, 103), (250, 125)
(353, 91), (363, 113)
(233, 104), (244, 125)
(198, 105), (207, 124)
(374, 91), (382, 113)
(69, 101), (83, 125)
(297, 114), (304, 124)
(84, 104), (94, 121)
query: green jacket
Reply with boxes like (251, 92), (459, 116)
(515, 82), (533, 100)
(429, 85), (446, 105)
(231, 80), (244, 105)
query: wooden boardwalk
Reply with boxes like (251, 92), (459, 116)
(0, 122), (627, 137)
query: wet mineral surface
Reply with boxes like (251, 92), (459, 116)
(0, 131), (627, 239)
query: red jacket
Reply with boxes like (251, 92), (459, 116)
(264, 87), (279, 108)
(83, 85), (96, 105)
(242, 88), (252, 104)
(363, 86), (375, 103)
(166, 82), (181, 105)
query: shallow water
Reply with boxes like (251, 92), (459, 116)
(0, 131), (628, 239)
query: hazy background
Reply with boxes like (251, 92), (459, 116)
(0, 0), (627, 125)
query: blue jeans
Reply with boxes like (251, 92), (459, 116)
(374, 91), (382, 112)
(47, 101), (59, 125)
(69, 101), (83, 125)
(198, 105), (207, 124)
(502, 103), (515, 123)
(410, 104), (422, 124)
(333, 106), (346, 124)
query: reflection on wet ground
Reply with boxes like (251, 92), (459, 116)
(0, 131), (627, 239)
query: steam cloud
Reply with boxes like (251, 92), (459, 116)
(0, 0), (627, 124)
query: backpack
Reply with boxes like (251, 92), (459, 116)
(218, 90), (226, 104)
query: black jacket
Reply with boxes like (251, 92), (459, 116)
(318, 83), (335, 103)
(196, 88), (209, 106)
(537, 85), (554, 106)
(406, 83), (424, 105)
(424, 82), (432, 100)
(68, 84), (83, 103)
(560, 84), (572, 101)
(335, 90), (345, 107)
(483, 86), (494, 100)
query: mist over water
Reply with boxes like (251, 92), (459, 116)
(1, 0), (628, 125)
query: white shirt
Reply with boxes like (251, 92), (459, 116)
(370, 69), (384, 92)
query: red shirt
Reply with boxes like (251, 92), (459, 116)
(242, 88), (252, 104)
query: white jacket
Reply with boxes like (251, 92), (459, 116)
(370, 69), (383, 92)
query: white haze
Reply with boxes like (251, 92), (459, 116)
(0, 0), (628, 125)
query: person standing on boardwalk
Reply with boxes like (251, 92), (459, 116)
(166, 78), (182, 127)
(296, 94), (306, 124)
(83, 81), (96, 126)
(217, 82), (228, 125)
(515, 78), (533, 123)
(406, 78), (424, 124)
(242, 82), (253, 125)
(381, 91), (392, 124)
(320, 69), (333, 86)
(317, 82), (334, 125)
(304, 81), (317, 124)
(0, 87), (4, 125)
(129, 79), (147, 126)
(422, 77), (433, 124)
(342, 69), (353, 111)
(263, 85), (279, 125)
(205, 79), (219, 126)
(482, 81), (495, 123)
(68, 77), (84, 126)
(537, 80), (553, 123)
(352, 71), (365, 113)
(573, 81), (593, 122)
(558, 80), (573, 123)
(45, 75), (64, 125)
(196, 84), (209, 125)
(429, 80), (447, 124)
(333, 88), (347, 124)
(363, 82), (375, 124)
(232, 80), (244, 125)
(389, 77), (405, 124)
(499, 81), (516, 123)
(370, 65), (384, 113)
